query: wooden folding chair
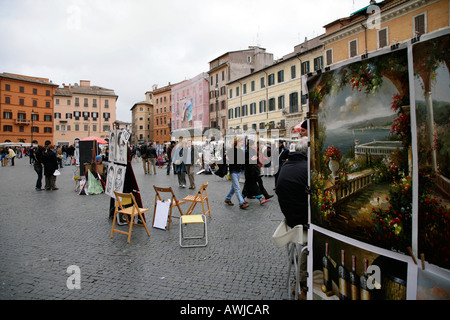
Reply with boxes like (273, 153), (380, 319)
(152, 186), (185, 230)
(182, 181), (211, 218)
(111, 191), (150, 243)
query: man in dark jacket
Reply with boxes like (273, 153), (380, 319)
(140, 143), (148, 174)
(43, 144), (59, 190)
(275, 136), (309, 298)
(275, 137), (308, 227)
(147, 142), (157, 174)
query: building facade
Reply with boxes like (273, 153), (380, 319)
(227, 37), (324, 139)
(322, 0), (450, 66)
(171, 72), (209, 141)
(53, 80), (117, 146)
(130, 100), (153, 145)
(208, 46), (274, 137)
(147, 83), (175, 144)
(0, 72), (58, 146)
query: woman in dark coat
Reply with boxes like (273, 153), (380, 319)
(43, 144), (59, 190)
(33, 146), (45, 190)
(242, 139), (269, 205)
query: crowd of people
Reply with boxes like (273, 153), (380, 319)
(4, 119), (310, 298)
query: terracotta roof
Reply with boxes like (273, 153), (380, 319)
(0, 72), (58, 86)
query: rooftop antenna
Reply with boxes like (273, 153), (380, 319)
(256, 26), (261, 47)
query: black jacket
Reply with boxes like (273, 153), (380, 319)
(43, 150), (58, 177)
(226, 147), (245, 173)
(275, 152), (308, 227)
(147, 146), (157, 158)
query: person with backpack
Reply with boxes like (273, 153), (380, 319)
(140, 143), (148, 174)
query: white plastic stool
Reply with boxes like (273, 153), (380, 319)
(273, 220), (308, 300)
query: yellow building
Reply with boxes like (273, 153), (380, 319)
(53, 80), (117, 146)
(322, 0), (450, 65)
(227, 36), (324, 139)
(130, 100), (153, 145)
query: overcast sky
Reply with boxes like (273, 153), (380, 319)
(0, 0), (371, 122)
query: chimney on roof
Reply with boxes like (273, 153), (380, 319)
(80, 80), (91, 87)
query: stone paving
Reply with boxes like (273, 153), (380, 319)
(0, 156), (290, 300)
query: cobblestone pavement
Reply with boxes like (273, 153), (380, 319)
(0, 157), (290, 300)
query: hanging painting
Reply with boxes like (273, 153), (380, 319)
(413, 33), (450, 270)
(307, 47), (412, 254)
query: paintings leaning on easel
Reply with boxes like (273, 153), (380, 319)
(306, 28), (450, 300)
(105, 163), (126, 198)
(105, 128), (131, 198)
(307, 46), (412, 254)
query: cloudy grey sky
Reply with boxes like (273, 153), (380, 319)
(0, 0), (370, 122)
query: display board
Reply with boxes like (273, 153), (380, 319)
(79, 140), (98, 175)
(306, 28), (450, 300)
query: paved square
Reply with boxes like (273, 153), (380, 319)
(0, 157), (290, 300)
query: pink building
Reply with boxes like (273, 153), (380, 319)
(171, 72), (209, 141)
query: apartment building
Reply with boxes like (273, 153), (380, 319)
(147, 83), (175, 144)
(208, 46), (274, 137)
(0, 72), (58, 146)
(130, 100), (153, 145)
(53, 80), (117, 146)
(227, 37), (324, 139)
(322, 0), (450, 66)
(171, 72), (209, 142)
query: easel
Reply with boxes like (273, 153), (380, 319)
(109, 147), (144, 222)
(152, 186), (185, 230)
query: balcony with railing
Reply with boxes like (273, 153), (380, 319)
(15, 118), (31, 125)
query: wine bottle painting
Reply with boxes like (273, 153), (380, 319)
(313, 230), (407, 300)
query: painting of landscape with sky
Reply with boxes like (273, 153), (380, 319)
(307, 48), (412, 254)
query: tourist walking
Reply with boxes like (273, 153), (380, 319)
(224, 136), (248, 209)
(172, 139), (187, 187)
(242, 139), (269, 205)
(147, 142), (157, 174)
(183, 140), (196, 189)
(166, 141), (175, 175)
(140, 143), (148, 174)
(33, 146), (45, 191)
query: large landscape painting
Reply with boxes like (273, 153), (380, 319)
(307, 48), (412, 253)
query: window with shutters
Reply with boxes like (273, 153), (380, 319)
(313, 56), (323, 71)
(413, 13), (426, 36)
(291, 65), (296, 79)
(378, 28), (388, 48)
(278, 95), (285, 110)
(349, 39), (358, 58)
(268, 98), (275, 111)
(326, 49), (333, 66)
(289, 92), (298, 113)
(301, 61), (310, 75)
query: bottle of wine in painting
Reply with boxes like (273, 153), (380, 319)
(360, 258), (372, 300)
(349, 255), (360, 300)
(338, 249), (349, 300)
(322, 243), (332, 293)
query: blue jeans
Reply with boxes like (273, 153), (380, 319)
(225, 170), (245, 206)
